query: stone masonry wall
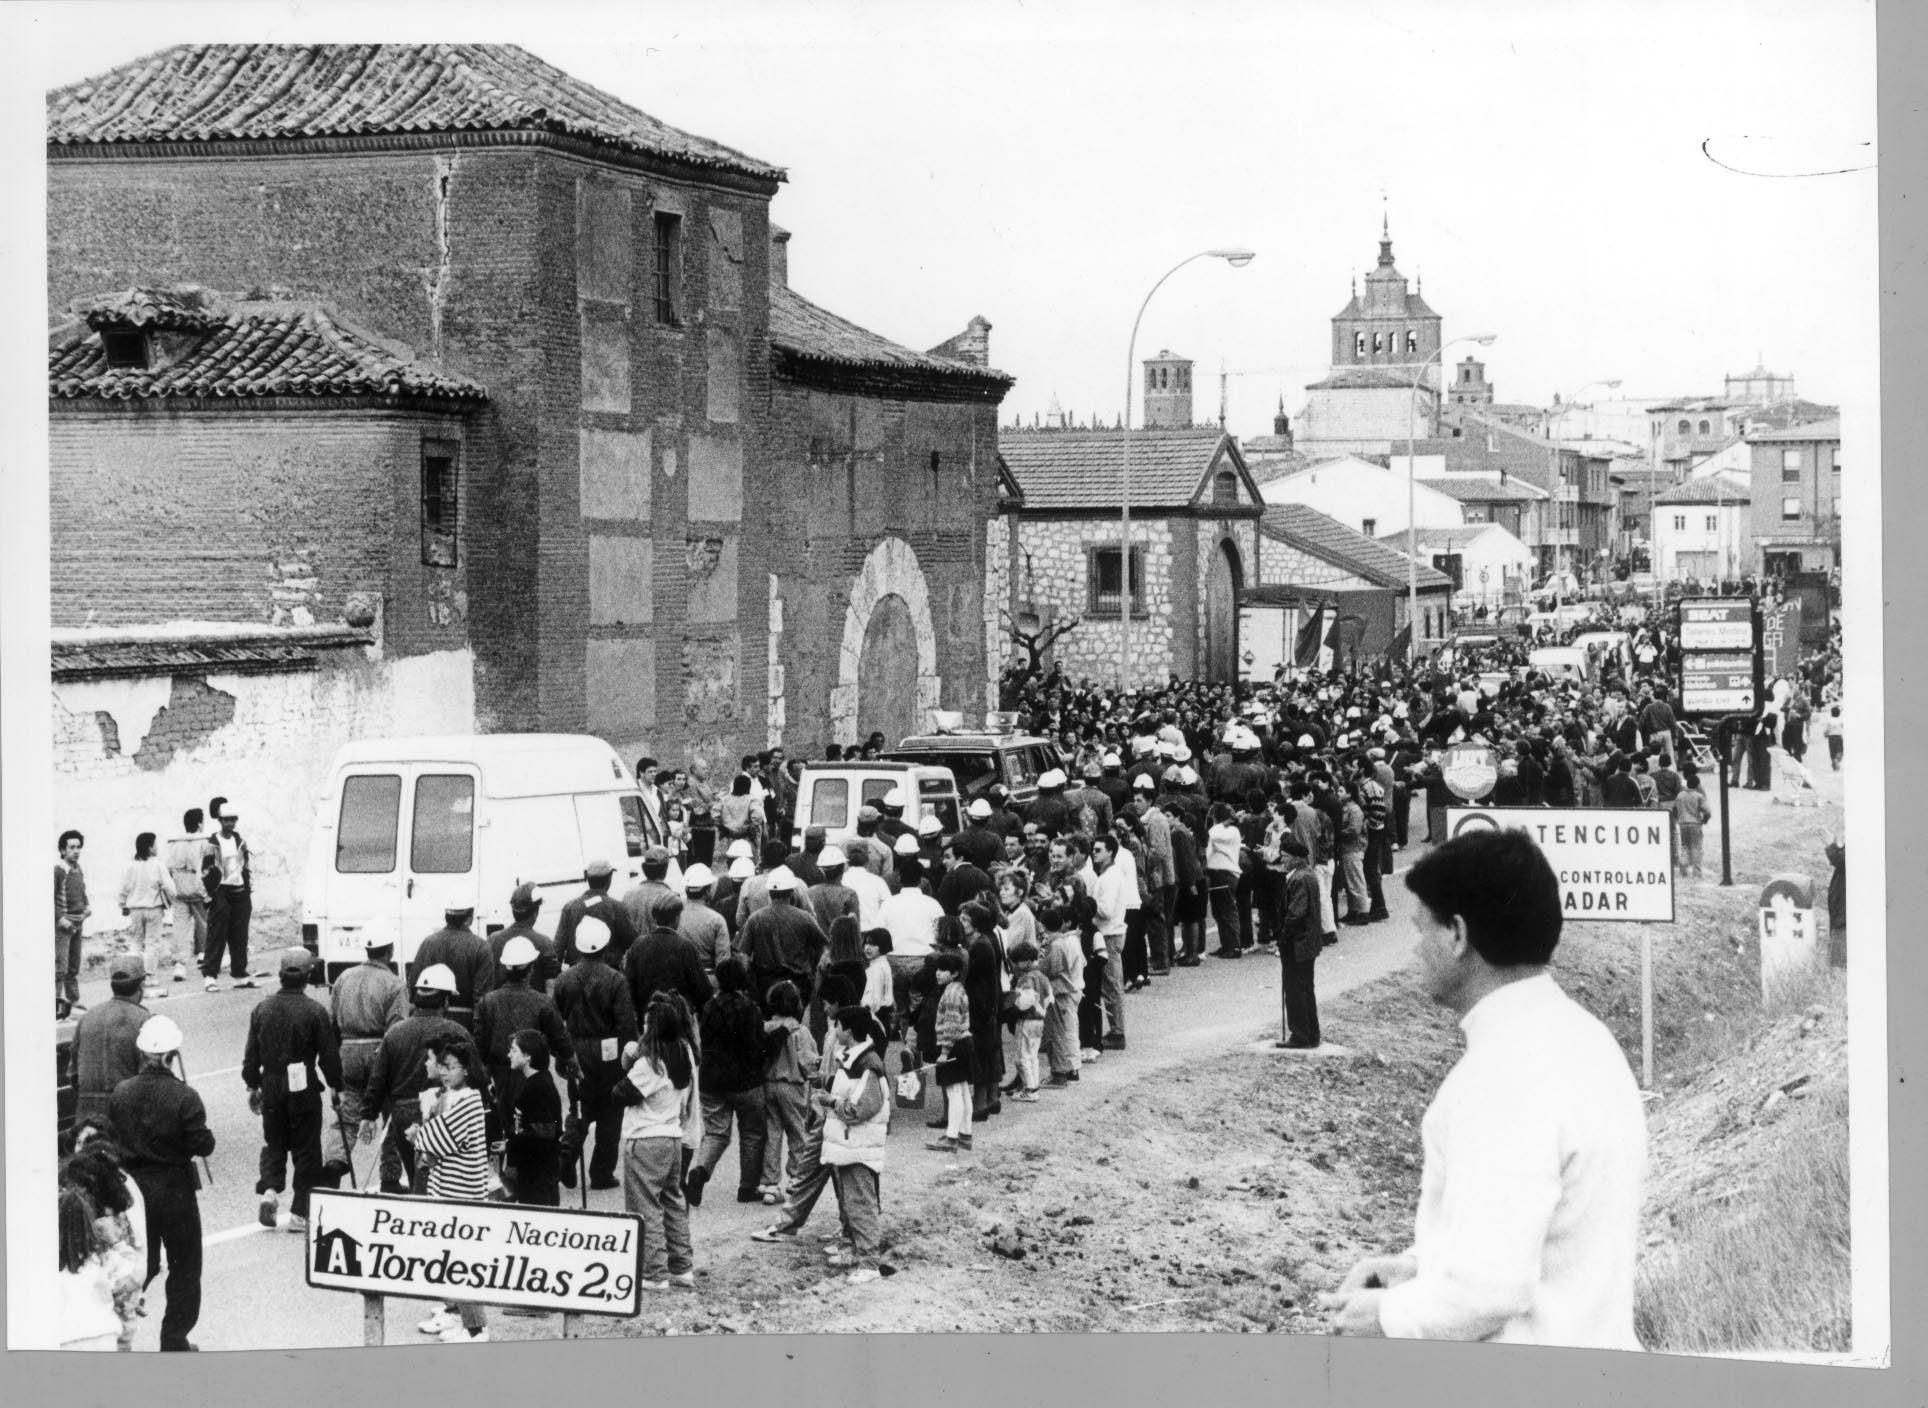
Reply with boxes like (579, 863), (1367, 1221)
(1011, 517), (1176, 686)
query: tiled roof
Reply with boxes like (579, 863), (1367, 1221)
(1655, 477), (1748, 506)
(80, 287), (223, 331)
(1417, 475), (1546, 504)
(46, 43), (786, 182)
(1608, 469), (1675, 492)
(50, 287), (488, 403)
(769, 283), (1011, 388)
(1305, 367), (1434, 392)
(1259, 504), (1452, 592)
(1376, 525), (1507, 552)
(1746, 415), (1840, 443)
(1001, 428), (1245, 511)
(51, 623), (375, 681)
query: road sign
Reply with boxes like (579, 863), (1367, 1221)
(1443, 808), (1675, 922)
(1764, 600), (1802, 680)
(307, 1189), (644, 1319)
(1441, 744), (1497, 801)
(1676, 597), (1762, 718)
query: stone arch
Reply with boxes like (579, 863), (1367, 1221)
(829, 537), (941, 746)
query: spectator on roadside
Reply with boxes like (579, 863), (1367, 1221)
(56, 829), (91, 1019)
(199, 806), (257, 993)
(164, 810), (212, 975)
(118, 833), (179, 998)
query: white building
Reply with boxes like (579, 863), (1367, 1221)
(1652, 471), (1751, 583)
(1258, 454), (1465, 540)
(1376, 522), (1535, 613)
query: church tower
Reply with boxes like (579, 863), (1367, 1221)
(1329, 217), (1443, 385)
(1143, 349), (1193, 428)
(1448, 355), (1494, 405)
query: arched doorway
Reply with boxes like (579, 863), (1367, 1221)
(857, 593), (920, 745)
(1205, 539), (1243, 682)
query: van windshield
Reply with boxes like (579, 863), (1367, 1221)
(918, 776), (961, 834)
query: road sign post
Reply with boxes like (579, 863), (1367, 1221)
(1676, 599), (1764, 888)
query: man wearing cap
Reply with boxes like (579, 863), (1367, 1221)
(735, 839), (796, 929)
(1025, 768), (1075, 838)
(548, 917), (637, 1190)
(913, 813), (949, 887)
(74, 953), (151, 1125)
(984, 783), (1027, 843)
(887, 830), (926, 894)
(738, 868), (827, 1013)
(199, 805), (257, 992)
(624, 890), (714, 1019)
(555, 860), (641, 969)
(806, 846), (860, 936)
(324, 934), (408, 1185)
(952, 799), (1004, 870)
(785, 824), (830, 889)
(110, 1015), (215, 1351)
(410, 905), (496, 1030)
(873, 788), (915, 852)
(621, 846), (678, 936)
(1274, 837), (1324, 1048)
(490, 884), (562, 993)
(678, 864), (733, 973)
(842, 844), (893, 931)
(711, 847), (754, 940)
(1092, 754), (1131, 816)
(475, 935), (576, 1100)
(243, 949), (343, 1233)
(361, 964), (473, 1194)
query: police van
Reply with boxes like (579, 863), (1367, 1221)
(301, 735), (658, 983)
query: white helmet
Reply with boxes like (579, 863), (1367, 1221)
(682, 862), (717, 890)
(135, 1014), (184, 1055)
(574, 917), (611, 956)
(882, 788), (908, 809)
(498, 936), (540, 969)
(817, 845), (848, 868)
(415, 962), (460, 993)
(727, 857), (755, 880)
(726, 839), (755, 861)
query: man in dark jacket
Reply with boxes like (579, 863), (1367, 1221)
(620, 846), (678, 936)
(554, 860), (641, 968)
(475, 934), (577, 1100)
(409, 905), (496, 1029)
(738, 869), (827, 1011)
(951, 800), (1005, 869)
(243, 948), (344, 1233)
(622, 891), (714, 1019)
(684, 955), (769, 1207)
(548, 917), (637, 1190)
(1274, 839), (1325, 1048)
(359, 964), (469, 1194)
(935, 841), (993, 918)
(488, 883), (562, 992)
(1600, 754), (1643, 808)
(109, 1015), (215, 1351)
(74, 953), (149, 1125)
(805, 846), (860, 935)
(200, 805), (257, 991)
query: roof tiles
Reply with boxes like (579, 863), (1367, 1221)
(1000, 427), (1236, 511)
(46, 43), (785, 182)
(1259, 503), (1453, 592)
(769, 283), (1010, 387)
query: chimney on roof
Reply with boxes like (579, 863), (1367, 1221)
(770, 226), (791, 288)
(927, 315), (992, 368)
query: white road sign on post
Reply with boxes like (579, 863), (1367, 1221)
(1443, 808), (1675, 921)
(307, 1189), (644, 1330)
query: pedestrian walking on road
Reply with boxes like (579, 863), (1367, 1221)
(56, 829), (91, 1019)
(409, 1033), (494, 1343)
(474, 935), (575, 1107)
(1673, 770), (1710, 880)
(359, 964), (470, 1194)
(488, 883), (562, 992)
(684, 956), (770, 1209)
(74, 954), (149, 1126)
(409, 905), (496, 1030)
(200, 806), (256, 992)
(164, 810), (212, 973)
(323, 935), (407, 1186)
(244, 948), (344, 1234)
(759, 980), (819, 1206)
(118, 833), (179, 996)
(816, 1005), (890, 1282)
(107, 1014), (214, 1351)
(618, 996), (700, 1291)
(548, 917), (637, 1191)
(554, 859), (641, 968)
(503, 1030), (564, 1207)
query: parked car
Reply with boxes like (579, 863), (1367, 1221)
(1528, 646), (1590, 683)
(885, 723), (1065, 809)
(792, 761), (962, 847)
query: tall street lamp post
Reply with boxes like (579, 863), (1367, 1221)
(1119, 247), (1255, 693)
(1405, 332), (1497, 662)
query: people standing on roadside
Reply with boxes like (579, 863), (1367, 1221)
(759, 980), (819, 1207)
(1204, 803), (1244, 960)
(503, 1030), (564, 1207)
(359, 964), (469, 1194)
(74, 954), (151, 1127)
(716, 773), (765, 857)
(474, 935), (575, 1104)
(1825, 826), (1847, 969)
(1005, 940), (1051, 1101)
(923, 952), (975, 1154)
(554, 860), (640, 968)
(323, 935), (407, 1188)
(1322, 830), (1645, 1348)
(1036, 871), (1088, 1089)
(739, 868), (827, 1015)
(1274, 837), (1324, 1049)
(488, 884), (561, 993)
(684, 955), (768, 1208)
(164, 810), (212, 978)
(108, 1015), (214, 1352)
(410, 905), (496, 1031)
(623, 890), (714, 1024)
(408, 1034), (494, 1343)
(1089, 833), (1133, 1050)
(243, 948), (343, 1234)
(684, 757), (720, 865)
(56, 829), (92, 1019)
(1823, 703), (1843, 770)
(199, 806), (256, 992)
(118, 833), (179, 998)
(618, 995), (699, 1292)
(549, 917), (638, 1192)
(960, 903), (1007, 1119)
(1673, 769), (1709, 880)
(816, 1005), (891, 1283)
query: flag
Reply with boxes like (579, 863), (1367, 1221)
(1324, 610), (1345, 651)
(1294, 602), (1327, 666)
(1390, 621), (1412, 661)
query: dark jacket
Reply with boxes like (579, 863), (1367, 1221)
(108, 1066), (216, 1191)
(363, 1007), (470, 1116)
(475, 981), (576, 1084)
(937, 861), (993, 918)
(74, 994), (148, 1121)
(739, 900), (827, 986)
(488, 921), (562, 993)
(550, 956), (639, 1055)
(951, 824), (1003, 870)
(243, 986), (344, 1100)
(554, 889), (641, 968)
(697, 990), (767, 1094)
(201, 830), (252, 896)
(409, 926), (496, 1010)
(623, 926), (714, 1020)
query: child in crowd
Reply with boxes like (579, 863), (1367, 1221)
(57, 1185), (122, 1351)
(408, 1035), (494, 1343)
(1005, 940), (1052, 1102)
(1674, 768), (1710, 879)
(924, 951), (975, 1154)
(1823, 704), (1843, 770)
(60, 1140), (144, 1350)
(504, 1029), (563, 1207)
(997, 872), (1037, 962)
(1038, 909), (1086, 1088)
(619, 996), (699, 1291)
(760, 980), (818, 1206)
(860, 928), (896, 1038)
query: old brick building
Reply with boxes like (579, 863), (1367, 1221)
(45, 44), (1009, 924)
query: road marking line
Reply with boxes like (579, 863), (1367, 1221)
(206, 1223), (268, 1248)
(193, 1064), (245, 1081)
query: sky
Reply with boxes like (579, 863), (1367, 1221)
(14, 0), (1877, 439)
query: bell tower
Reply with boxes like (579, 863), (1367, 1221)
(1329, 216), (1444, 384)
(1143, 349), (1193, 428)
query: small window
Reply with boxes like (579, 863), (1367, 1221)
(1782, 448), (1803, 481)
(102, 329), (148, 370)
(653, 211), (683, 325)
(1462, 367), (1473, 384)
(1147, 367), (1158, 393)
(1698, 419), (1711, 434)
(1372, 332), (1384, 354)
(421, 439), (459, 568)
(1705, 514), (1718, 532)
(410, 773), (475, 874)
(618, 795), (648, 858)
(1362, 517), (1377, 537)
(1212, 470), (1238, 506)
(1673, 515), (1687, 532)
(1159, 368), (1168, 390)
(1782, 497), (1802, 521)
(1830, 448), (1841, 474)
(1088, 546), (1145, 616)
(1677, 419), (1691, 434)
(336, 774), (402, 873)
(1355, 332), (1366, 359)
(1405, 329), (1418, 354)
(860, 778), (897, 808)
(809, 778), (850, 829)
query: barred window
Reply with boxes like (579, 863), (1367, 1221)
(421, 439), (459, 568)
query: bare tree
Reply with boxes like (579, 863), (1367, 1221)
(1000, 605), (1083, 701)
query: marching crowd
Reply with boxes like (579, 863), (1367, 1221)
(54, 593), (1847, 1348)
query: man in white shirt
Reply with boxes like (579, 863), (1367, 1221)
(1322, 829), (1646, 1350)
(878, 878), (943, 960)
(843, 845), (894, 931)
(1088, 834), (1133, 1049)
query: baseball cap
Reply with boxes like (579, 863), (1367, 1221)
(110, 953), (146, 983)
(726, 839), (755, 860)
(280, 947), (315, 977)
(817, 845), (848, 868)
(498, 936), (539, 968)
(727, 857), (755, 880)
(682, 862), (716, 890)
(584, 859), (615, 879)
(573, 918), (611, 955)
(642, 845), (672, 870)
(967, 798), (993, 819)
(135, 1014), (184, 1055)
(510, 881), (540, 909)
(767, 866), (800, 892)
(415, 962), (460, 993)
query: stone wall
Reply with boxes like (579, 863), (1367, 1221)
(1010, 517), (1176, 686)
(984, 513), (1012, 699)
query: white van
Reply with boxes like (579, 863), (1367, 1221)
(1528, 646), (1590, 684)
(301, 734), (659, 981)
(792, 761), (962, 847)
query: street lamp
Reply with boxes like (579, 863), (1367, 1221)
(1119, 246), (1256, 691)
(1405, 332), (1497, 663)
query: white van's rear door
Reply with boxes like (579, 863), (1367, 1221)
(398, 766), (483, 964)
(321, 769), (408, 964)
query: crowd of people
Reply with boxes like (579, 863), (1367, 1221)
(57, 588), (1848, 1347)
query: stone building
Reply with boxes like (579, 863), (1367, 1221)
(995, 425), (1264, 685)
(44, 43), (1008, 926)
(1249, 504), (1454, 659)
